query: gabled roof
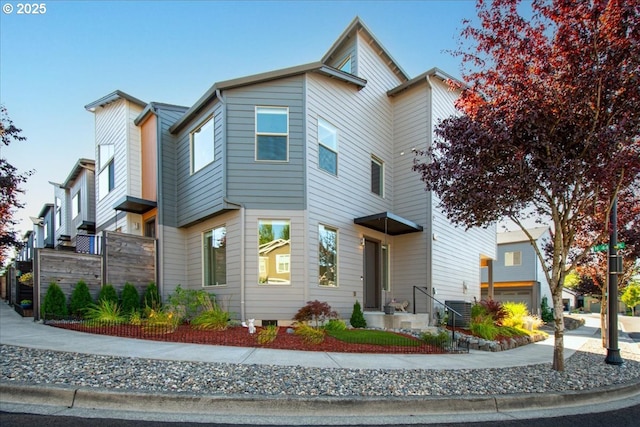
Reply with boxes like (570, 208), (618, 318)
(169, 62), (366, 134)
(84, 90), (146, 112)
(37, 203), (54, 218)
(387, 67), (464, 97)
(134, 102), (190, 126)
(322, 17), (409, 83)
(58, 158), (95, 189)
(497, 227), (550, 244)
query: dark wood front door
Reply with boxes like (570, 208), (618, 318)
(363, 238), (381, 310)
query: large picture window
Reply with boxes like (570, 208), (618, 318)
(318, 224), (337, 287)
(256, 107), (288, 161)
(203, 225), (226, 286)
(258, 219), (290, 284)
(191, 116), (215, 174)
(318, 118), (338, 175)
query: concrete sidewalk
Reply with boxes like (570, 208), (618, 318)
(0, 301), (605, 370)
(1, 301), (639, 425)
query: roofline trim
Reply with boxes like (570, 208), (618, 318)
(84, 90), (147, 112)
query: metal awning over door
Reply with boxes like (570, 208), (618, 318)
(354, 211), (423, 235)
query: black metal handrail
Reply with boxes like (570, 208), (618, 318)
(413, 286), (462, 344)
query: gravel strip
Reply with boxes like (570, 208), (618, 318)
(1, 341), (639, 397)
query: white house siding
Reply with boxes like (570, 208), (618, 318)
(389, 84), (431, 312)
(429, 78), (496, 305)
(93, 99), (144, 234)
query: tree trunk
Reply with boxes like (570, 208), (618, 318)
(552, 286), (565, 371)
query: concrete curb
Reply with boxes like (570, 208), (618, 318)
(2, 378), (639, 416)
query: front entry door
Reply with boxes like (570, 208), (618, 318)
(363, 238), (381, 310)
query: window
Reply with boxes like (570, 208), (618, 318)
(55, 197), (62, 228)
(258, 219), (290, 284)
(338, 56), (352, 73)
(256, 107), (288, 161)
(318, 118), (338, 175)
(203, 225), (226, 286)
(371, 156), (384, 196)
(382, 244), (390, 291)
(44, 222), (48, 240)
(505, 251), (522, 266)
(98, 144), (115, 200)
(318, 224), (337, 287)
(191, 116), (215, 173)
(72, 192), (81, 218)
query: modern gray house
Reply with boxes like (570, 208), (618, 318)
(86, 17), (497, 326)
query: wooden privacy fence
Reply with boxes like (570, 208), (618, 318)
(33, 231), (156, 319)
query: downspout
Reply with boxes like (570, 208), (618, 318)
(217, 88), (246, 323)
(153, 104), (163, 299)
(425, 75), (434, 323)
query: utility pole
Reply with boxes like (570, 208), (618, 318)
(605, 197), (623, 365)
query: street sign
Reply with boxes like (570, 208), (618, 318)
(591, 242), (626, 253)
(615, 242), (626, 249)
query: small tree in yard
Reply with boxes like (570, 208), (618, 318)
(69, 281), (93, 317)
(350, 300), (367, 328)
(621, 282), (640, 317)
(41, 283), (68, 318)
(293, 300), (338, 328)
(98, 284), (118, 305)
(413, 0), (640, 371)
(120, 282), (141, 315)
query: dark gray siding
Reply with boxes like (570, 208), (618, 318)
(226, 76), (305, 210)
(158, 107), (190, 228)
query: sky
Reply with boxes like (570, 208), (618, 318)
(1, 0), (481, 241)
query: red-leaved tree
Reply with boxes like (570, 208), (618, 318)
(414, 0), (640, 371)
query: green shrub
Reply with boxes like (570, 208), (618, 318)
(191, 304), (229, 330)
(257, 324), (279, 344)
(98, 284), (118, 305)
(293, 300), (338, 328)
(323, 318), (347, 332)
(470, 317), (499, 340)
(144, 308), (180, 333)
(143, 282), (161, 310)
(85, 299), (125, 325)
(69, 280), (93, 317)
(502, 301), (529, 329)
(41, 282), (68, 318)
(350, 300), (367, 328)
(120, 282), (140, 315)
(167, 285), (215, 321)
(540, 296), (554, 323)
(420, 330), (452, 346)
(471, 302), (488, 318)
(294, 323), (325, 344)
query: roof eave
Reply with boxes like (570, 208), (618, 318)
(387, 67), (464, 97)
(85, 90), (146, 112)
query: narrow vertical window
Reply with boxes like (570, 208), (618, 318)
(72, 193), (81, 218)
(382, 244), (390, 291)
(98, 144), (115, 200)
(256, 107), (288, 161)
(258, 219), (291, 284)
(203, 225), (226, 286)
(318, 224), (337, 287)
(191, 116), (215, 174)
(55, 197), (62, 228)
(371, 156), (383, 196)
(318, 118), (338, 175)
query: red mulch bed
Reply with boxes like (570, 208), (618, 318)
(48, 322), (447, 354)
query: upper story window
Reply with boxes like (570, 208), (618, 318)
(203, 225), (226, 286)
(318, 118), (338, 175)
(98, 143), (115, 200)
(318, 224), (337, 287)
(55, 197), (62, 228)
(258, 219), (291, 285)
(191, 115), (215, 174)
(371, 156), (384, 196)
(72, 192), (81, 219)
(256, 107), (288, 161)
(505, 251), (522, 266)
(338, 55), (352, 73)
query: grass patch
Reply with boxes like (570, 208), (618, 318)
(327, 329), (422, 347)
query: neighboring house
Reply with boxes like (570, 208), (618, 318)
(50, 158), (96, 250)
(31, 203), (55, 250)
(84, 91), (148, 236)
(87, 18), (496, 325)
(481, 227), (553, 315)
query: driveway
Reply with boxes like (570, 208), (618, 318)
(620, 315), (640, 343)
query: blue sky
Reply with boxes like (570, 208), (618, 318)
(1, 0), (479, 238)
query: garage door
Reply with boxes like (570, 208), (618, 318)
(481, 288), (533, 311)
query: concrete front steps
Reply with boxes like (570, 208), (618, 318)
(363, 312), (434, 332)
